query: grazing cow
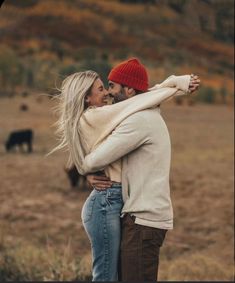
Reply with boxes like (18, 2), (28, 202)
(5, 129), (33, 153)
(174, 96), (183, 105)
(20, 103), (29, 111)
(64, 165), (89, 189)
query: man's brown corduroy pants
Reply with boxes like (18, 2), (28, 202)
(119, 214), (167, 282)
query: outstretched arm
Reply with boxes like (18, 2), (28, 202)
(149, 74), (200, 96)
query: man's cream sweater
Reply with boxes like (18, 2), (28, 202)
(80, 75), (191, 230)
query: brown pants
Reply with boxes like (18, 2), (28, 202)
(119, 214), (167, 282)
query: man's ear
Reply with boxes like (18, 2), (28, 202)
(126, 87), (136, 98)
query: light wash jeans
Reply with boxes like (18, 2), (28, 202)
(81, 183), (123, 281)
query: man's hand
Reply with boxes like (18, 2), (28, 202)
(189, 74), (200, 93)
(86, 173), (113, 191)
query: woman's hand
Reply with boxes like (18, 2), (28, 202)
(189, 74), (200, 93)
(86, 173), (112, 191)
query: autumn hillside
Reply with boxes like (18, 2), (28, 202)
(0, 0), (234, 102)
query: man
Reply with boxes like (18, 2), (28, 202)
(85, 58), (200, 281)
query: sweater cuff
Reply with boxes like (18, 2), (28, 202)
(175, 75), (191, 93)
(148, 75), (191, 93)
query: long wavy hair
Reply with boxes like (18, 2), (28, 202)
(49, 70), (99, 174)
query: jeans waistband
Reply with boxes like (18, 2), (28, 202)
(92, 183), (122, 196)
(111, 182), (122, 188)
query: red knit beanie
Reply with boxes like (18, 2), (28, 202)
(108, 58), (149, 92)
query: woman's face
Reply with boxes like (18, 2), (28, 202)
(86, 78), (109, 107)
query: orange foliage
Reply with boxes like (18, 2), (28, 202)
(28, 1), (117, 35)
(185, 39), (233, 60)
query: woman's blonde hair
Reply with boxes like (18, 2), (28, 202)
(50, 70), (99, 174)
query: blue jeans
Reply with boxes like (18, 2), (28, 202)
(81, 183), (123, 281)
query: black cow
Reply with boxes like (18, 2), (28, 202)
(65, 165), (80, 187)
(20, 103), (29, 111)
(5, 129), (33, 153)
(64, 165), (89, 189)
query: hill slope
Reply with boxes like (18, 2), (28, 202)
(0, 0), (234, 93)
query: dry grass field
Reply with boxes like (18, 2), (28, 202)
(0, 94), (234, 281)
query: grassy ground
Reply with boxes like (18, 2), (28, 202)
(0, 94), (234, 280)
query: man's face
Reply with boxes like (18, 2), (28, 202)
(108, 81), (135, 103)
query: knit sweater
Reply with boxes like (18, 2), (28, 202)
(79, 75), (190, 182)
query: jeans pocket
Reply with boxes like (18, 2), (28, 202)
(106, 191), (123, 205)
(81, 195), (96, 223)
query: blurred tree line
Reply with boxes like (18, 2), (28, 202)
(0, 45), (111, 97)
(0, 43), (231, 105)
(0, 44), (232, 104)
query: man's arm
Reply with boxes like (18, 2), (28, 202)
(86, 173), (113, 189)
(83, 113), (150, 174)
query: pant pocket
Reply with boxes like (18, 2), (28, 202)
(142, 230), (158, 259)
(154, 228), (167, 247)
(106, 191), (123, 206)
(81, 195), (96, 223)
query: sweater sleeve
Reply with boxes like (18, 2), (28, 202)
(149, 75), (190, 96)
(83, 114), (149, 173)
(81, 75), (190, 150)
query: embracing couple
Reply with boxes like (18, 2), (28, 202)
(54, 58), (200, 281)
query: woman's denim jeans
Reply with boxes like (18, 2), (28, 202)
(81, 183), (123, 281)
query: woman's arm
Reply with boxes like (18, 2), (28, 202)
(149, 75), (189, 93)
(149, 74), (199, 96)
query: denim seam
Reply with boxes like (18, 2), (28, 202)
(103, 207), (109, 281)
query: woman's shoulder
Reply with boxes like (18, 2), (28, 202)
(81, 105), (113, 126)
(84, 106), (97, 112)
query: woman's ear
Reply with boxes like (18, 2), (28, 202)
(85, 96), (90, 105)
(84, 95), (90, 107)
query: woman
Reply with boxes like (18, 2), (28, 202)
(53, 66), (195, 281)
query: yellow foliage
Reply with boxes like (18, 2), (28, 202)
(21, 39), (41, 52)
